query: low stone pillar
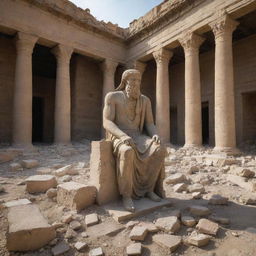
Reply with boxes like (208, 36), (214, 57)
(179, 32), (205, 147)
(51, 44), (73, 144)
(209, 15), (238, 152)
(12, 32), (38, 147)
(153, 48), (173, 143)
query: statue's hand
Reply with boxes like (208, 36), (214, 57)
(152, 134), (161, 144)
(121, 135), (136, 148)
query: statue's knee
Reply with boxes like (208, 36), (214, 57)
(120, 145), (134, 159)
(156, 145), (167, 157)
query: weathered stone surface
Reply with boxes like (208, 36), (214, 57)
(89, 247), (104, 256)
(52, 241), (70, 256)
(46, 188), (57, 198)
(58, 175), (72, 183)
(65, 228), (77, 239)
(155, 216), (180, 233)
(153, 234), (181, 252)
(196, 218), (219, 236)
(74, 241), (87, 251)
(10, 163), (23, 171)
(190, 205), (211, 216)
(126, 243), (142, 255)
(209, 194), (228, 205)
(85, 213), (99, 227)
(21, 159), (39, 169)
(0, 152), (15, 163)
(57, 182), (96, 211)
(187, 165), (200, 174)
(239, 168), (255, 178)
(181, 216), (196, 227)
(69, 220), (82, 230)
(6, 204), (56, 251)
(4, 199), (31, 208)
(26, 175), (57, 193)
(226, 174), (256, 192)
(90, 140), (119, 205)
(36, 167), (52, 175)
(61, 213), (73, 224)
(165, 173), (186, 184)
(188, 183), (205, 193)
(129, 226), (148, 241)
(173, 183), (188, 192)
(186, 233), (211, 247)
(54, 165), (72, 177)
(139, 222), (159, 232)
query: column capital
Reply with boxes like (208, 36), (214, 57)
(101, 59), (118, 73)
(51, 44), (73, 64)
(179, 32), (205, 54)
(209, 14), (239, 39)
(15, 32), (38, 55)
(153, 48), (173, 65)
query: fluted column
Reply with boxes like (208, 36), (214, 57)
(210, 15), (238, 152)
(12, 32), (38, 147)
(51, 44), (73, 144)
(153, 48), (173, 143)
(179, 32), (205, 147)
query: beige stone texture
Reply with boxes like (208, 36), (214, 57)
(20, 159), (39, 169)
(129, 226), (148, 241)
(196, 218), (219, 236)
(57, 181), (96, 211)
(165, 173), (186, 185)
(6, 204), (56, 251)
(4, 199), (31, 208)
(26, 175), (57, 193)
(155, 216), (180, 233)
(152, 234), (181, 252)
(126, 243), (142, 255)
(189, 205), (211, 216)
(85, 213), (99, 227)
(181, 216), (196, 227)
(186, 233), (211, 247)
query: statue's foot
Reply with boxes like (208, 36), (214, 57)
(146, 192), (162, 202)
(123, 197), (135, 212)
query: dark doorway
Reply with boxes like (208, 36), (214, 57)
(170, 106), (178, 144)
(32, 97), (44, 142)
(202, 102), (209, 145)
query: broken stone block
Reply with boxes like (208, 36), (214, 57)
(46, 188), (57, 198)
(74, 241), (87, 251)
(90, 140), (119, 205)
(89, 247), (104, 256)
(181, 216), (196, 227)
(173, 183), (188, 192)
(126, 243), (142, 255)
(226, 174), (256, 192)
(190, 205), (211, 216)
(54, 165), (72, 177)
(165, 173), (186, 184)
(52, 241), (70, 256)
(209, 194), (228, 205)
(21, 159), (39, 169)
(85, 213), (99, 226)
(4, 199), (31, 208)
(155, 216), (180, 233)
(6, 204), (56, 251)
(69, 220), (82, 230)
(10, 163), (23, 171)
(186, 233), (211, 247)
(192, 191), (202, 199)
(196, 218), (219, 236)
(139, 222), (159, 232)
(26, 175), (57, 193)
(57, 182), (96, 211)
(129, 226), (148, 241)
(188, 183), (205, 193)
(153, 234), (181, 252)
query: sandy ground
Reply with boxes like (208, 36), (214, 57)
(0, 141), (256, 256)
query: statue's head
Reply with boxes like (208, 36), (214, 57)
(116, 69), (141, 100)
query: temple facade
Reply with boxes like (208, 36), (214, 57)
(0, 0), (255, 152)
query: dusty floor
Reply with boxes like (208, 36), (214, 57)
(0, 141), (256, 256)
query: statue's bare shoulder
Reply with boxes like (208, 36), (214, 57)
(105, 91), (124, 105)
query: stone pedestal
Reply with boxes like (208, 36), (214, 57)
(90, 140), (119, 205)
(12, 32), (38, 147)
(51, 44), (73, 144)
(210, 15), (238, 152)
(153, 48), (173, 143)
(179, 32), (205, 147)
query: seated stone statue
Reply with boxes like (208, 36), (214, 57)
(103, 69), (167, 212)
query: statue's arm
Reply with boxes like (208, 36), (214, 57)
(144, 98), (158, 137)
(103, 93), (127, 138)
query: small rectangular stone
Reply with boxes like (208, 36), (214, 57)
(196, 218), (219, 236)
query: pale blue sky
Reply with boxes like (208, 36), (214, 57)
(70, 0), (163, 28)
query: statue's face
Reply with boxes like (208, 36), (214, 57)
(125, 73), (141, 100)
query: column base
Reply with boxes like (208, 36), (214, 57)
(183, 143), (203, 150)
(213, 146), (241, 156)
(10, 143), (38, 154)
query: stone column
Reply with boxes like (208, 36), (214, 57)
(12, 32), (38, 147)
(153, 48), (173, 143)
(210, 15), (238, 152)
(179, 32), (205, 147)
(51, 44), (73, 144)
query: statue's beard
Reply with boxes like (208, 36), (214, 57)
(126, 87), (141, 100)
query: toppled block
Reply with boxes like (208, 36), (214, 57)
(90, 140), (119, 205)
(26, 175), (57, 193)
(57, 182), (96, 211)
(6, 204), (56, 251)
(129, 226), (148, 241)
(196, 218), (219, 236)
(126, 243), (142, 255)
(153, 234), (181, 252)
(190, 205), (211, 216)
(85, 213), (99, 227)
(21, 159), (39, 169)
(186, 232), (211, 247)
(155, 216), (180, 233)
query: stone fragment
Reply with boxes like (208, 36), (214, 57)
(139, 222), (158, 232)
(187, 165), (199, 174)
(81, 231), (88, 238)
(165, 173), (186, 184)
(192, 191), (202, 199)
(57, 182), (96, 211)
(4, 199), (31, 208)
(58, 175), (72, 182)
(126, 220), (139, 228)
(129, 226), (148, 241)
(188, 183), (205, 193)
(126, 243), (142, 255)
(36, 167), (52, 175)
(173, 183), (188, 192)
(155, 216), (180, 233)
(240, 168), (255, 178)
(153, 234), (181, 252)
(196, 218), (219, 236)
(10, 163), (23, 171)
(26, 175), (57, 193)
(65, 228), (77, 239)
(54, 165), (72, 177)
(66, 168), (79, 175)
(209, 194), (228, 205)
(6, 204), (56, 251)
(186, 233), (211, 247)
(89, 247), (104, 256)
(69, 220), (82, 230)
(181, 216), (196, 227)
(190, 205), (210, 216)
(85, 213), (99, 226)
(46, 188), (57, 198)
(61, 213), (73, 224)
(74, 241), (87, 251)
(20, 159), (39, 169)
(52, 241), (70, 256)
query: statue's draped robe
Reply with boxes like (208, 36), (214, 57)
(107, 92), (166, 199)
